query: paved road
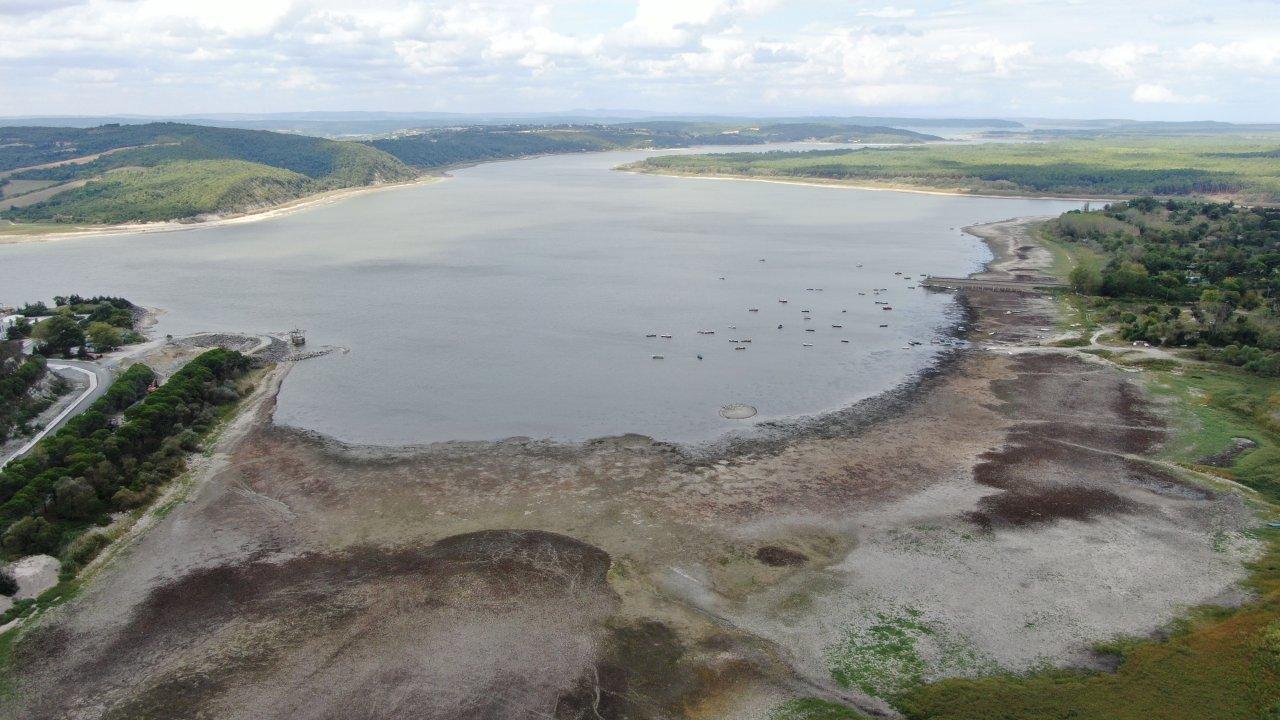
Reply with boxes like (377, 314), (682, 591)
(0, 360), (113, 469)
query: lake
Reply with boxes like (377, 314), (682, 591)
(0, 146), (1082, 445)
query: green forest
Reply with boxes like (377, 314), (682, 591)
(16, 295), (143, 356)
(0, 123), (415, 224)
(1047, 199), (1280, 374)
(0, 349), (251, 566)
(628, 136), (1280, 203)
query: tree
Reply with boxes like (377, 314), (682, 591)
(52, 477), (98, 520)
(86, 322), (124, 352)
(1068, 264), (1103, 295)
(32, 315), (85, 357)
(1198, 288), (1235, 333)
(2, 516), (57, 557)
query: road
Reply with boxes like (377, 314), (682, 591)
(0, 360), (112, 469)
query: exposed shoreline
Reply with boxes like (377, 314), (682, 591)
(10, 201), (1266, 718)
(0, 174), (443, 245)
(619, 166), (1117, 203)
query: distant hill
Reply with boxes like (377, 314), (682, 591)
(372, 122), (939, 170)
(0, 123), (416, 224)
(0, 112), (1003, 138)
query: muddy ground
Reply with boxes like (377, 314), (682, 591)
(4, 218), (1262, 719)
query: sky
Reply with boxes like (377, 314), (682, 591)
(1, 0), (1278, 121)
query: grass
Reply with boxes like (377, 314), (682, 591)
(629, 135), (1280, 203)
(1146, 366), (1280, 503)
(825, 607), (995, 700)
(769, 698), (872, 720)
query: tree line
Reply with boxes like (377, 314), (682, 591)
(0, 349), (251, 563)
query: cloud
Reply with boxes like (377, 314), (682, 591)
(857, 6), (915, 19)
(1131, 83), (1210, 104)
(0, 0), (1275, 119)
(1068, 43), (1158, 79)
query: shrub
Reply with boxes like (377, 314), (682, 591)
(0, 569), (17, 596)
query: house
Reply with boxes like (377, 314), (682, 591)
(0, 315), (25, 341)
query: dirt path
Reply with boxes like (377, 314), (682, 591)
(3, 219), (1265, 720)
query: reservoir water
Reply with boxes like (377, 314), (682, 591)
(0, 146), (1081, 445)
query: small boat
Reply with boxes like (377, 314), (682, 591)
(728, 339), (740, 343)
(741, 339), (752, 343)
(697, 354), (703, 360)
(858, 292), (866, 296)
(660, 334), (673, 338)
(748, 308), (759, 312)
(841, 339), (850, 343)
(652, 355), (664, 359)
(805, 328), (816, 333)
(697, 330), (715, 335)
(778, 298), (788, 303)
(777, 324), (783, 329)
(728, 325), (737, 329)
(759, 258), (766, 262)
(842, 309), (847, 313)
(831, 324), (843, 328)
(882, 307), (893, 311)
(645, 334), (657, 338)
(879, 324), (889, 328)
(803, 343), (813, 347)
(856, 264), (863, 267)
(734, 346), (747, 351)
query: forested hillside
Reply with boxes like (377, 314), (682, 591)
(371, 122), (938, 170)
(0, 123), (415, 224)
(627, 136), (1280, 203)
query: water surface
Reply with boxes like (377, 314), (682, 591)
(0, 146), (1081, 444)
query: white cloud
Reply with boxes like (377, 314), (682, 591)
(1068, 43), (1158, 79)
(0, 0), (1275, 119)
(857, 6), (915, 19)
(1131, 83), (1210, 104)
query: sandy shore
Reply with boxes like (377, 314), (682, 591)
(620, 167), (1116, 203)
(0, 174), (443, 245)
(5, 216), (1264, 720)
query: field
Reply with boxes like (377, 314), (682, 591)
(626, 136), (1280, 203)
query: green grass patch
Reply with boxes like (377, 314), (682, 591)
(770, 698), (872, 720)
(826, 607), (995, 699)
(1146, 365), (1280, 503)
